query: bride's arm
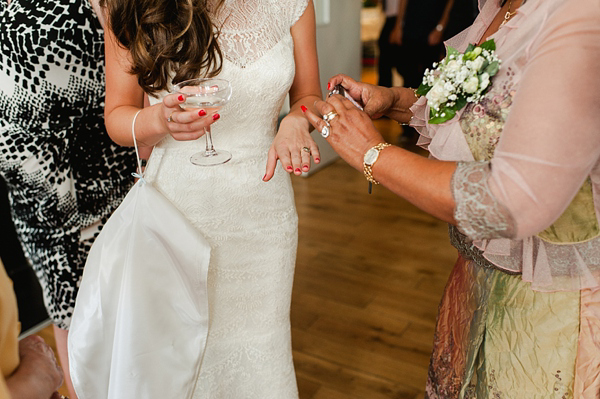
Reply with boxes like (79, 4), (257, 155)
(263, 0), (323, 181)
(103, 25), (217, 156)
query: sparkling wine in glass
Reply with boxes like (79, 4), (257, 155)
(174, 78), (232, 166)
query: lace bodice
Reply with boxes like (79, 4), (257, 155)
(214, 0), (307, 68)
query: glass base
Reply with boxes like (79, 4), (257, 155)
(190, 150), (232, 166)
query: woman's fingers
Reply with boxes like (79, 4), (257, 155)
(263, 140), (321, 181)
(263, 147), (278, 182)
(304, 106), (331, 137)
(162, 92), (186, 109)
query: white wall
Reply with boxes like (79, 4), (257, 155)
(282, 0), (363, 175)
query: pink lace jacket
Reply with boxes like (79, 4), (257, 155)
(411, 0), (600, 291)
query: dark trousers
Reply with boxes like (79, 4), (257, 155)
(396, 40), (443, 89)
(377, 17), (400, 87)
(378, 18), (443, 89)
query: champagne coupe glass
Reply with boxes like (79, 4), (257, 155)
(174, 78), (233, 166)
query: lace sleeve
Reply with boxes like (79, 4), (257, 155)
(452, 161), (516, 240)
(289, 0), (309, 27)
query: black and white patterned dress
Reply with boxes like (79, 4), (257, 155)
(0, 0), (136, 329)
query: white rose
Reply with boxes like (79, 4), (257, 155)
(472, 57), (485, 71)
(446, 60), (460, 75)
(480, 72), (490, 90)
(426, 81), (448, 108)
(462, 76), (479, 94)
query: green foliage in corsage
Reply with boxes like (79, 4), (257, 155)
(416, 39), (501, 124)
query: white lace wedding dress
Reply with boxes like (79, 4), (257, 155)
(144, 0), (308, 397)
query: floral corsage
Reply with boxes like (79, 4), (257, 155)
(416, 39), (501, 124)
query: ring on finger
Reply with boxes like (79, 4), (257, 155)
(321, 123), (331, 139)
(167, 111), (175, 123)
(323, 111), (338, 123)
(302, 147), (311, 154)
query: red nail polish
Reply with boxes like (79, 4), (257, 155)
(178, 95), (184, 102)
(199, 109), (207, 116)
(315, 158), (320, 162)
(286, 166), (293, 171)
(295, 168), (301, 173)
(301, 105), (307, 113)
(262, 174), (267, 181)
(327, 82), (331, 90)
(212, 113), (220, 121)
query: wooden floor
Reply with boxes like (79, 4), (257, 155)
(39, 68), (457, 398)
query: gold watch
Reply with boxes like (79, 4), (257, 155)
(363, 142), (392, 185)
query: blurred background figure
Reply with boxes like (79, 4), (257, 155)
(443, 0), (479, 41)
(376, 0), (478, 145)
(376, 0), (402, 88)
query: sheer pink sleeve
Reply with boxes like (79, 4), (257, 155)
(473, 0), (600, 239)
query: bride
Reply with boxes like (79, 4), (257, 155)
(97, 0), (321, 396)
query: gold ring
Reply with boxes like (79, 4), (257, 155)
(323, 111), (338, 123)
(167, 111), (175, 123)
(302, 147), (311, 153)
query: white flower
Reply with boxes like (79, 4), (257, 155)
(480, 72), (490, 91)
(472, 57), (485, 71)
(443, 81), (455, 93)
(463, 76), (479, 93)
(446, 60), (460, 75)
(426, 81), (448, 108)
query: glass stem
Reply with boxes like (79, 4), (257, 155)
(204, 126), (218, 156)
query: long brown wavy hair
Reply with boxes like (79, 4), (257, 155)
(101, 0), (224, 94)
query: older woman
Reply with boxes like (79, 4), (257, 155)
(304, 0), (600, 397)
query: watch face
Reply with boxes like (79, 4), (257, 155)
(364, 148), (379, 165)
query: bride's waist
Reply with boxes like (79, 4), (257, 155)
(156, 134), (272, 152)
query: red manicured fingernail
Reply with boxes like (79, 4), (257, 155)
(178, 95), (184, 101)
(295, 168), (301, 173)
(315, 158), (320, 162)
(262, 174), (267, 181)
(213, 113), (220, 121)
(199, 109), (207, 116)
(303, 165), (309, 171)
(286, 166), (293, 171)
(327, 82), (331, 90)
(301, 105), (307, 113)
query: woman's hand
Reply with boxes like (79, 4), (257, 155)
(157, 93), (220, 142)
(327, 75), (396, 119)
(6, 335), (64, 399)
(263, 113), (320, 181)
(302, 94), (385, 171)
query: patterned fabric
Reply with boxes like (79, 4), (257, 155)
(426, 258), (582, 399)
(144, 0), (307, 397)
(452, 161), (515, 240)
(0, 0), (136, 329)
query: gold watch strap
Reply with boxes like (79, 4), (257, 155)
(363, 143), (392, 185)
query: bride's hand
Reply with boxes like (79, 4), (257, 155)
(263, 113), (320, 182)
(161, 93), (220, 141)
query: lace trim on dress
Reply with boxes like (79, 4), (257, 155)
(214, 0), (308, 68)
(452, 161), (516, 240)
